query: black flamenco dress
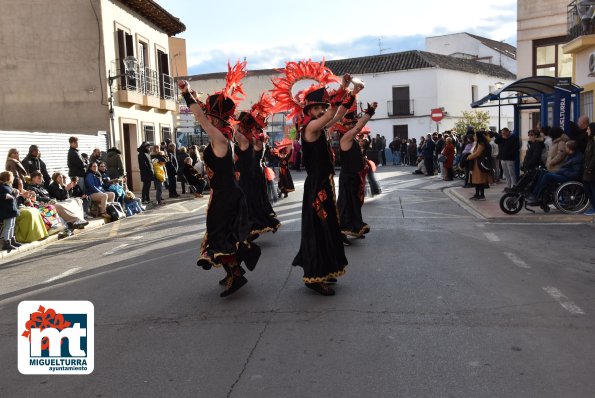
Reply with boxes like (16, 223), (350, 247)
(278, 155), (295, 195)
(292, 132), (347, 283)
(236, 144), (281, 236)
(338, 139), (370, 237)
(196, 143), (261, 271)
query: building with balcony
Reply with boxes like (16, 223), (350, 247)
(182, 47), (515, 145)
(517, 0), (578, 132)
(563, 1), (595, 121)
(0, 0), (185, 191)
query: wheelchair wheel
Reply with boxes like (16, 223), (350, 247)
(554, 181), (591, 214)
(499, 193), (524, 215)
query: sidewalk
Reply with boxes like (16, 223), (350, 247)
(0, 193), (198, 262)
(445, 183), (595, 223)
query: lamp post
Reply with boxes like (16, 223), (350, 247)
(108, 56), (137, 147)
(495, 81), (504, 132)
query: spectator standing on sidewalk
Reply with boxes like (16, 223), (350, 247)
(421, 133), (436, 176)
(495, 128), (519, 190)
(442, 137), (455, 181)
(67, 137), (87, 192)
(467, 130), (490, 200)
(0, 171), (21, 252)
(137, 142), (153, 204)
(488, 131), (500, 183)
(106, 147), (125, 180)
(165, 143), (179, 198)
(389, 137), (400, 166)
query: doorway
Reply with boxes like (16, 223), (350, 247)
(123, 123), (139, 191)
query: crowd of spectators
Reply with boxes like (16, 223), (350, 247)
(0, 136), (211, 253)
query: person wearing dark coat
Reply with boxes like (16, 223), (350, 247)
(67, 136), (87, 193)
(106, 147), (125, 179)
(137, 142), (153, 204)
(522, 130), (545, 172)
(582, 123), (595, 215)
(176, 147), (190, 194)
(22, 145), (51, 189)
(528, 140), (584, 203)
(0, 171), (21, 251)
(421, 134), (436, 176)
(165, 143), (179, 198)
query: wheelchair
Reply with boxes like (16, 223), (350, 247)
(499, 167), (591, 215)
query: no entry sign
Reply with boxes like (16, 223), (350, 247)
(431, 108), (444, 122)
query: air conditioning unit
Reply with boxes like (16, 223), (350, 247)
(589, 52), (595, 75)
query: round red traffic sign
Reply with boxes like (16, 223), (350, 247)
(431, 108), (444, 122)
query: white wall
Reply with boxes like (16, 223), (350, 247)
(426, 33), (517, 74)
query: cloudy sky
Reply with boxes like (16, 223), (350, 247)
(157, 0), (517, 75)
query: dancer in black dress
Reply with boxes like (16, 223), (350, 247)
(234, 96), (281, 240)
(336, 100), (377, 245)
(178, 61), (260, 297)
(271, 60), (355, 296)
(275, 144), (295, 198)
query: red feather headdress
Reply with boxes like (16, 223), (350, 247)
(251, 92), (275, 129)
(270, 59), (340, 122)
(204, 60), (247, 128)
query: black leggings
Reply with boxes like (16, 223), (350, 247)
(141, 180), (151, 202)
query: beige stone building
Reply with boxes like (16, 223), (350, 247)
(0, 0), (185, 191)
(516, 0), (594, 131)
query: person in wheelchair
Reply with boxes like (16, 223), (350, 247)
(527, 140), (584, 205)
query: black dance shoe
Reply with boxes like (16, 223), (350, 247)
(341, 234), (352, 246)
(220, 275), (248, 297)
(305, 283), (335, 296)
(219, 266), (246, 285)
(325, 278), (338, 284)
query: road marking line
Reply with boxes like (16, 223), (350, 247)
(279, 217), (301, 224)
(44, 267), (81, 283)
(543, 287), (585, 315)
(475, 223), (485, 228)
(278, 210), (302, 217)
(103, 243), (129, 255)
(484, 232), (500, 242)
(108, 221), (120, 238)
(503, 252), (530, 269)
(129, 235), (144, 241)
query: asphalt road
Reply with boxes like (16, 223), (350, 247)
(1, 167), (595, 397)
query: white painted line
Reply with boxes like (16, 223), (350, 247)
(129, 235), (144, 241)
(475, 223), (486, 228)
(484, 232), (500, 242)
(44, 267), (82, 283)
(278, 210), (302, 217)
(279, 217), (301, 224)
(103, 243), (129, 255)
(503, 252), (530, 269)
(543, 286), (585, 315)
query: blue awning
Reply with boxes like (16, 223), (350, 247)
(471, 76), (583, 108)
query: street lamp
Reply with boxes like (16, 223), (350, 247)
(495, 81), (504, 132)
(108, 56), (137, 146)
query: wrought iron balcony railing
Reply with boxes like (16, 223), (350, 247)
(567, 0), (595, 41)
(111, 59), (178, 102)
(387, 99), (414, 117)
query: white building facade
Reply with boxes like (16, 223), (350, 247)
(183, 50), (516, 146)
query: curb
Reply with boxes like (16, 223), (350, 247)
(0, 194), (198, 262)
(444, 187), (487, 220)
